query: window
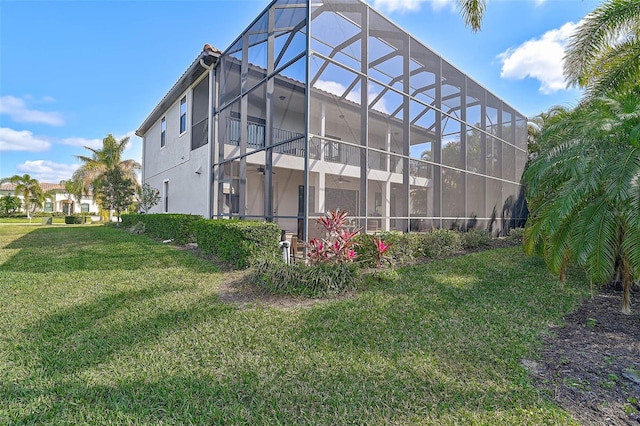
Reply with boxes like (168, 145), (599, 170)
(179, 97), (187, 134)
(163, 180), (169, 213)
(81, 203), (90, 213)
(44, 202), (53, 213)
(161, 117), (166, 148)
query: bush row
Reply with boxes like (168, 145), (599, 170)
(193, 219), (281, 269)
(353, 228), (491, 267)
(255, 228), (494, 297)
(121, 214), (281, 268)
(122, 213), (201, 245)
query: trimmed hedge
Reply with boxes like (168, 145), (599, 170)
(64, 216), (86, 224)
(121, 213), (202, 245)
(193, 219), (281, 269)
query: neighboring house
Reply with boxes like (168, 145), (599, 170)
(0, 182), (100, 215)
(137, 0), (528, 241)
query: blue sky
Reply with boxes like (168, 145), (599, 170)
(1, 0), (600, 183)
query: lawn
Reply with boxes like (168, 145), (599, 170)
(0, 216), (68, 225)
(0, 225), (591, 425)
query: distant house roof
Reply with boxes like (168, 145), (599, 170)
(135, 44), (221, 137)
(0, 182), (93, 195)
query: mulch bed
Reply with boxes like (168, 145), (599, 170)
(529, 286), (640, 425)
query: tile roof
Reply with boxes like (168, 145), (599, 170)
(0, 182), (93, 195)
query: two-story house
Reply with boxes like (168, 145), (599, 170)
(136, 0), (528, 241)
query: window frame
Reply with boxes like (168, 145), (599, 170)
(163, 180), (169, 213)
(160, 116), (166, 148)
(179, 97), (187, 135)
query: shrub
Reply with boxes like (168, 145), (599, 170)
(508, 227), (525, 242)
(120, 213), (202, 244)
(129, 221), (146, 235)
(461, 228), (491, 249)
(194, 219), (281, 269)
(253, 259), (359, 297)
(120, 214), (137, 228)
(307, 209), (360, 264)
(420, 229), (463, 258)
(354, 231), (422, 265)
(64, 215), (85, 224)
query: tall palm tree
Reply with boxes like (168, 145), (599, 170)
(523, 87), (640, 314)
(0, 174), (43, 219)
(564, 0), (640, 96)
(75, 134), (141, 204)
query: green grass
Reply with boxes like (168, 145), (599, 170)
(0, 225), (591, 425)
(0, 216), (68, 224)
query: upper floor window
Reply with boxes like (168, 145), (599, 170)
(160, 117), (166, 148)
(179, 97), (187, 134)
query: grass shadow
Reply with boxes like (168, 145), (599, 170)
(0, 225), (217, 273)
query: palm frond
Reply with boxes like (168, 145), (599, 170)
(457, 0), (486, 32)
(564, 0), (640, 90)
(586, 40), (640, 97)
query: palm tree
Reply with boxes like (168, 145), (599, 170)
(75, 134), (140, 187)
(523, 87), (640, 314)
(458, 0), (487, 32)
(0, 174), (43, 219)
(54, 178), (85, 215)
(564, 0), (640, 96)
(75, 134), (141, 218)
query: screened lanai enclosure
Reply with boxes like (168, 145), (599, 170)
(214, 0), (527, 241)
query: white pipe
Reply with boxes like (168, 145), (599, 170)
(279, 240), (291, 264)
(200, 58), (214, 219)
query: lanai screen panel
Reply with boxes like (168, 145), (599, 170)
(307, 0), (527, 234)
(215, 0), (307, 232)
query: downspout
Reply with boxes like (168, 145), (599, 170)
(199, 58), (214, 219)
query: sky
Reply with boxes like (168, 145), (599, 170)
(0, 0), (601, 183)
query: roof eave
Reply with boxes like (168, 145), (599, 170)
(136, 50), (219, 138)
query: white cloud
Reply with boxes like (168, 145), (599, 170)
(314, 80), (363, 104)
(59, 137), (102, 149)
(498, 21), (581, 94)
(16, 160), (79, 183)
(369, 0), (454, 13)
(0, 127), (51, 152)
(314, 80), (390, 113)
(0, 95), (65, 126)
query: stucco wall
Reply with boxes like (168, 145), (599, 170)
(142, 83), (211, 217)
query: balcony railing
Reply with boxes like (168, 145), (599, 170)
(227, 117), (304, 150)
(224, 117), (428, 178)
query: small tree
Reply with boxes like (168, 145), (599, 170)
(137, 183), (161, 213)
(97, 167), (136, 225)
(0, 195), (21, 216)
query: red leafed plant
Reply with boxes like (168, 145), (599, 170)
(370, 234), (392, 269)
(307, 209), (361, 264)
